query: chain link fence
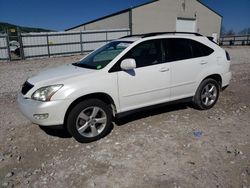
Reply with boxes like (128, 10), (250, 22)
(220, 35), (250, 46)
(0, 34), (10, 61)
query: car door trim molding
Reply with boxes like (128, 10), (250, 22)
(170, 81), (196, 88)
(122, 86), (171, 97)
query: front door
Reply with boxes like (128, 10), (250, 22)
(116, 39), (171, 112)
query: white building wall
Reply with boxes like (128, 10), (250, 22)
(132, 0), (177, 34)
(132, 0), (221, 36)
(69, 11), (130, 31)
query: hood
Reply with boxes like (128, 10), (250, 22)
(28, 64), (96, 85)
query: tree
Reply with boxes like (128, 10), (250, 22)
(225, 29), (235, 36)
(220, 26), (227, 36)
(239, 27), (250, 35)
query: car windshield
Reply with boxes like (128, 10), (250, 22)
(73, 41), (132, 70)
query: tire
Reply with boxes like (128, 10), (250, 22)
(193, 78), (220, 110)
(66, 99), (112, 143)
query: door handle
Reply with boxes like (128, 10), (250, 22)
(200, 61), (208, 65)
(159, 67), (170, 72)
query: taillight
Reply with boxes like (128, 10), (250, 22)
(225, 51), (230, 61)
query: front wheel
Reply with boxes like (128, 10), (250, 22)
(66, 99), (112, 143)
(193, 78), (220, 110)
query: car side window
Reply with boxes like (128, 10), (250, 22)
(190, 40), (204, 58)
(125, 40), (164, 68)
(109, 39), (164, 72)
(164, 38), (193, 62)
(190, 40), (214, 58)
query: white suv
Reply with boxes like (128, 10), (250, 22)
(18, 32), (232, 143)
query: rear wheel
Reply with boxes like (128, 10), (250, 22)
(193, 78), (220, 110)
(66, 99), (112, 143)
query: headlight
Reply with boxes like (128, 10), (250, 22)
(31, 85), (63, 102)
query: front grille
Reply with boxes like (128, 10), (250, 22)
(21, 81), (34, 95)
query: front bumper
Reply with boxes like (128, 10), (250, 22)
(17, 93), (72, 126)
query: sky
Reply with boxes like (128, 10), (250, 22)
(202, 0), (250, 32)
(0, 0), (249, 32)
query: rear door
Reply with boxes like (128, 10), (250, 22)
(164, 38), (212, 100)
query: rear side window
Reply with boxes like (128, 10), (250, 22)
(190, 40), (214, 58)
(165, 38), (192, 62)
(164, 38), (214, 62)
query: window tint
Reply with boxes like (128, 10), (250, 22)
(190, 40), (214, 58)
(164, 38), (214, 62)
(190, 40), (204, 58)
(122, 40), (164, 68)
(165, 38), (192, 62)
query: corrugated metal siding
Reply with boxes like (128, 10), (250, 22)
(48, 31), (81, 54)
(48, 33), (80, 43)
(82, 32), (106, 42)
(21, 29), (130, 59)
(0, 34), (9, 60)
(83, 42), (107, 52)
(107, 30), (129, 40)
(22, 35), (47, 45)
(49, 44), (81, 54)
(22, 33), (48, 57)
(23, 46), (48, 57)
(0, 49), (9, 60)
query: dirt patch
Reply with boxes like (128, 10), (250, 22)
(0, 47), (250, 187)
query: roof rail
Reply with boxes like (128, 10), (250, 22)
(141, 32), (203, 38)
(120, 32), (203, 39)
(120, 34), (143, 39)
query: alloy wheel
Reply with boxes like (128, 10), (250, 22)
(201, 83), (218, 106)
(76, 106), (107, 138)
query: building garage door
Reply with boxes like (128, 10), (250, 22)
(176, 18), (196, 32)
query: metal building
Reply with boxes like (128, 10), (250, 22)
(66, 0), (222, 39)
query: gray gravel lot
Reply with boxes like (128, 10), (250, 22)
(0, 47), (250, 188)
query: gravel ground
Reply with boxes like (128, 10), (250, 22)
(0, 47), (249, 188)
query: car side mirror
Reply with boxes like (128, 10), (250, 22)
(120, 58), (136, 71)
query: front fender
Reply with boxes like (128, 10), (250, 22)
(52, 73), (120, 112)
